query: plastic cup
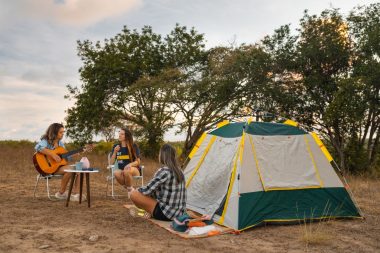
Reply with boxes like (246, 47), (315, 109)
(75, 162), (83, 171)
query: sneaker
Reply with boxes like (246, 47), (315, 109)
(129, 206), (151, 219)
(71, 193), (87, 202)
(55, 191), (68, 200)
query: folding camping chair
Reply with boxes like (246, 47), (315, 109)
(33, 173), (63, 200)
(106, 153), (144, 199)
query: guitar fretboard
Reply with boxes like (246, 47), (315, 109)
(61, 147), (84, 159)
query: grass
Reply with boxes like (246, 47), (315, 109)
(298, 203), (335, 249)
(301, 225), (333, 245)
(298, 173), (366, 248)
(300, 215), (335, 248)
(298, 172), (380, 251)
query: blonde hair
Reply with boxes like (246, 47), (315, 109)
(159, 144), (184, 183)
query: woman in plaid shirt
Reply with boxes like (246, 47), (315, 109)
(130, 144), (187, 221)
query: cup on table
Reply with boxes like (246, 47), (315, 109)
(75, 162), (83, 171)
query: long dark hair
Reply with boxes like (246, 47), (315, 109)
(159, 144), (184, 183)
(41, 123), (64, 145)
(121, 128), (138, 161)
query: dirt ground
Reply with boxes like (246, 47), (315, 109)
(0, 145), (379, 253)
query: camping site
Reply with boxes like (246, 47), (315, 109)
(1, 1), (380, 252)
(0, 136), (379, 252)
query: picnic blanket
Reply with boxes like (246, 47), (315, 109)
(123, 204), (236, 239)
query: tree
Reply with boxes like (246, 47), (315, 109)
(297, 10), (355, 170)
(260, 25), (305, 119)
(65, 25), (206, 156)
(173, 46), (261, 159)
(119, 69), (181, 157)
(259, 9), (367, 171)
(348, 3), (380, 169)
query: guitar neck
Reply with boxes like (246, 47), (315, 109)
(62, 147), (84, 159)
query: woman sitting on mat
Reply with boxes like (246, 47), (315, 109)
(130, 144), (187, 221)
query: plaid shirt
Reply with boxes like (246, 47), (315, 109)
(138, 167), (187, 220)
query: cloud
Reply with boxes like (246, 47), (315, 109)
(1, 0), (378, 142)
(0, 75), (64, 94)
(1, 0), (143, 28)
(0, 76), (73, 140)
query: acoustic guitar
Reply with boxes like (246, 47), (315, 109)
(33, 144), (94, 176)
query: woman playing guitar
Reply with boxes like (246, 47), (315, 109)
(34, 123), (85, 201)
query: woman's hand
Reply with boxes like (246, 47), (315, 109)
(52, 154), (61, 162)
(114, 145), (120, 154)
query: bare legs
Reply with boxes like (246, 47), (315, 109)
(114, 170), (124, 185)
(114, 167), (140, 188)
(55, 165), (80, 193)
(130, 190), (157, 214)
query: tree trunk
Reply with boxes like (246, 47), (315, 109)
(327, 126), (347, 171)
(181, 127), (205, 161)
(146, 135), (161, 158)
(369, 126), (380, 166)
(338, 147), (346, 171)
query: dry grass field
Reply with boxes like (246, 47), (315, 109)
(0, 143), (379, 252)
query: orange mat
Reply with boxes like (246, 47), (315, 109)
(123, 204), (236, 239)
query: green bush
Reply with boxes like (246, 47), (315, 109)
(138, 140), (184, 159)
(93, 141), (114, 155)
(0, 140), (35, 148)
(167, 141), (184, 157)
(137, 139), (161, 158)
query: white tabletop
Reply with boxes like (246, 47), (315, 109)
(64, 169), (99, 173)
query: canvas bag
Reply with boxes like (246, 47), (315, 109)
(80, 157), (90, 168)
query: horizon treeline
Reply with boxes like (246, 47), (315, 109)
(64, 3), (380, 173)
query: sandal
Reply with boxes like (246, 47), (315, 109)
(129, 206), (151, 219)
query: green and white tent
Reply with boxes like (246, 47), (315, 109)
(184, 119), (362, 231)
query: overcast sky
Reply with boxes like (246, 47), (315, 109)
(0, 0), (377, 142)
